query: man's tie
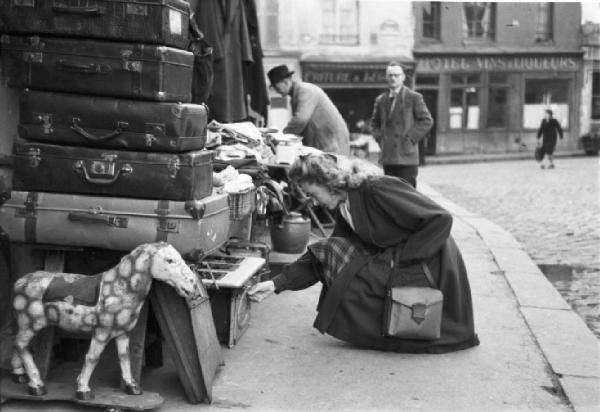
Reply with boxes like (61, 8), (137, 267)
(388, 93), (397, 114)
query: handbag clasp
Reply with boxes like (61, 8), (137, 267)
(411, 303), (427, 324)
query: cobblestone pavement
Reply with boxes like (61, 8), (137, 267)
(419, 156), (600, 337)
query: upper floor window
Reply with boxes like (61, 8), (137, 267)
(320, 0), (359, 45)
(422, 2), (441, 40)
(462, 2), (496, 40)
(535, 3), (554, 43)
(257, 0), (279, 49)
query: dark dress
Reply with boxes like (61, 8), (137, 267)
(537, 118), (563, 155)
(272, 176), (479, 353)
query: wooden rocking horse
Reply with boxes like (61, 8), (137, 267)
(10, 242), (198, 400)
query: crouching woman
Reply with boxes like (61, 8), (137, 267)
(248, 152), (479, 353)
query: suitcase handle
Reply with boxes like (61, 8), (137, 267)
(52, 5), (104, 15)
(68, 212), (128, 228)
(71, 118), (126, 141)
(57, 60), (111, 74)
(74, 160), (133, 185)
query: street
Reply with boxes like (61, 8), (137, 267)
(419, 156), (600, 337)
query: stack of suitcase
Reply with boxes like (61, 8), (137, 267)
(0, 0), (231, 255)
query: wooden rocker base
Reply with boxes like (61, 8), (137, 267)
(0, 377), (163, 411)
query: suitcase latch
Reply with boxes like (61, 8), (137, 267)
(120, 50), (142, 72)
(167, 157), (180, 179)
(157, 219), (180, 233)
(27, 147), (41, 168)
(34, 112), (53, 134)
(23, 51), (43, 64)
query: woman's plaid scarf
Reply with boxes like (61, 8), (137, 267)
(308, 237), (368, 287)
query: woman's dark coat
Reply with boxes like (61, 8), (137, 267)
(537, 118), (563, 155)
(272, 176), (479, 353)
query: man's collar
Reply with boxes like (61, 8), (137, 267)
(389, 85), (403, 96)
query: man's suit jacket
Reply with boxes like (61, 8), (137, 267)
(284, 80), (350, 155)
(370, 86), (433, 165)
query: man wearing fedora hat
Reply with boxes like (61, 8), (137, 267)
(268, 64), (350, 155)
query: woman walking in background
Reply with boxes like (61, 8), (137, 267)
(537, 109), (563, 169)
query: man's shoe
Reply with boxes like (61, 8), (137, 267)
(549, 164), (555, 169)
(540, 164), (546, 169)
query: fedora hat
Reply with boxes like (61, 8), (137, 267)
(268, 65), (294, 86)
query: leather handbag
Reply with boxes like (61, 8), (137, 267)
(534, 145), (544, 162)
(382, 261), (443, 340)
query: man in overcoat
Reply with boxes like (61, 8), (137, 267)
(267, 65), (350, 155)
(370, 62), (433, 187)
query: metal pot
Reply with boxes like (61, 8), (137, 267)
(270, 212), (311, 253)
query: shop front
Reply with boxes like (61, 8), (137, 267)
(300, 59), (415, 136)
(414, 52), (584, 155)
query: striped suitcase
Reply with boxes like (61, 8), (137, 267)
(0, 190), (231, 254)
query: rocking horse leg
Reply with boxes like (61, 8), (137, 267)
(14, 329), (46, 395)
(115, 334), (142, 395)
(10, 350), (27, 384)
(76, 335), (109, 400)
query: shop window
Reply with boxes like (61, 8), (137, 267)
(523, 78), (569, 128)
(462, 2), (496, 40)
(487, 87), (507, 127)
(422, 2), (441, 40)
(320, 0), (359, 45)
(450, 75), (480, 129)
(592, 71), (600, 120)
(257, 0), (279, 49)
(535, 3), (554, 43)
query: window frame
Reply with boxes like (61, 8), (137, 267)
(319, 0), (360, 46)
(422, 2), (441, 40)
(449, 74), (481, 130)
(535, 2), (554, 43)
(462, 2), (496, 41)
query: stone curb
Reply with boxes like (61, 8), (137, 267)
(419, 182), (600, 412)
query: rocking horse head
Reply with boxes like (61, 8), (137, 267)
(11, 242), (199, 400)
(133, 242), (197, 299)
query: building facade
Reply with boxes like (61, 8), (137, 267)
(258, 1), (584, 155)
(580, 21), (600, 138)
(413, 2), (583, 154)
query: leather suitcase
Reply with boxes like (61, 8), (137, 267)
(13, 142), (214, 201)
(0, 35), (193, 102)
(18, 89), (208, 152)
(0, 0), (191, 50)
(0, 190), (231, 254)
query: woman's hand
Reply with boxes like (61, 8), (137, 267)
(248, 281), (275, 303)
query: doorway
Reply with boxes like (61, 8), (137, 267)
(417, 89), (438, 155)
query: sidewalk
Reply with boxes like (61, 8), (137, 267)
(2, 183), (598, 412)
(424, 149), (585, 165)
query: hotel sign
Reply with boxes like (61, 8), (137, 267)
(416, 55), (580, 73)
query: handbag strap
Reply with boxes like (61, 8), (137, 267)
(421, 261), (437, 288)
(390, 248), (437, 289)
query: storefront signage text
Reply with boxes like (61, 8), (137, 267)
(417, 56), (579, 72)
(302, 64), (390, 85)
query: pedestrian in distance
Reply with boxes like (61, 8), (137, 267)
(267, 64), (350, 156)
(536, 109), (563, 169)
(248, 152), (479, 354)
(370, 62), (433, 188)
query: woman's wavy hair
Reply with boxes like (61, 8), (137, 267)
(288, 152), (383, 193)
